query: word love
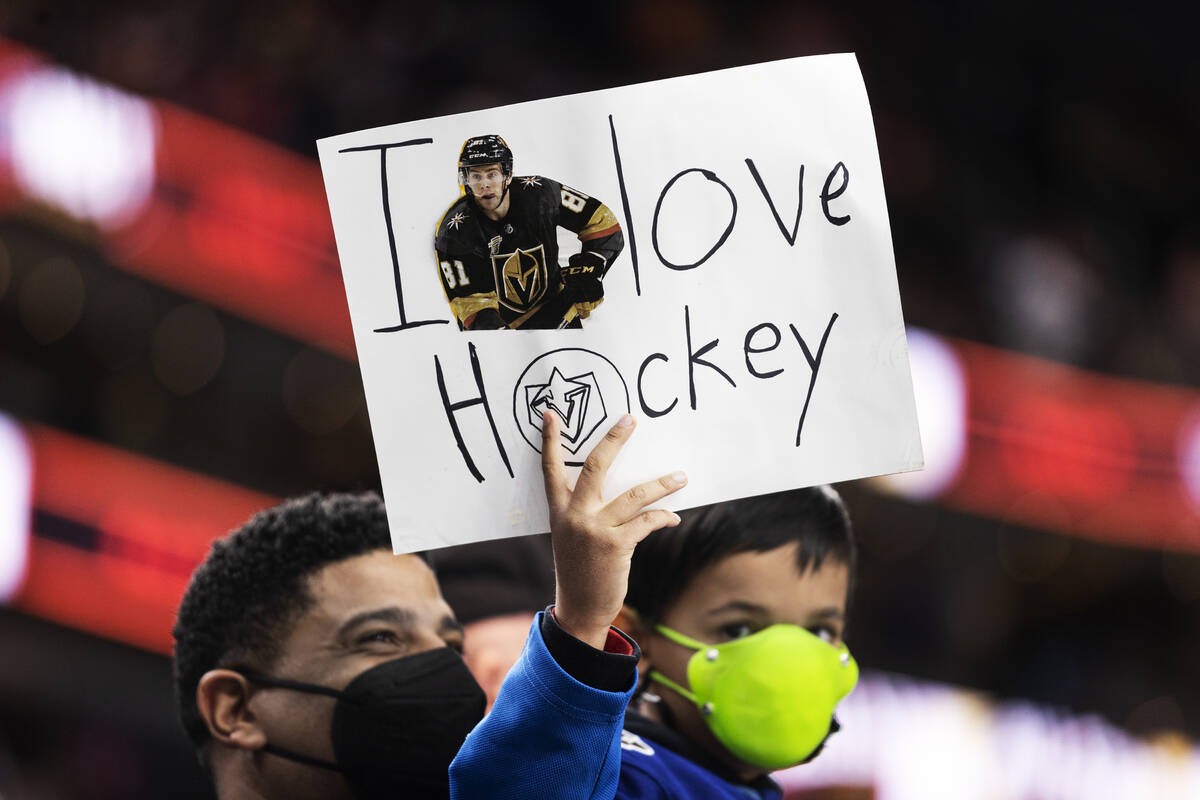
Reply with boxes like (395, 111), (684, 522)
(340, 116), (854, 328)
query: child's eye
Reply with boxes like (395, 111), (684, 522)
(808, 625), (837, 644)
(719, 623), (755, 641)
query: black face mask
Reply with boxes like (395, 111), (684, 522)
(239, 647), (486, 799)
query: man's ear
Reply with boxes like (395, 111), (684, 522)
(196, 669), (267, 752)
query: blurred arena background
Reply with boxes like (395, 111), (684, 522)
(0, 1), (1197, 797)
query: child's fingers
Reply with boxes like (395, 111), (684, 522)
(541, 412), (569, 507)
(618, 509), (682, 545)
(573, 414), (636, 500)
(601, 471), (687, 525)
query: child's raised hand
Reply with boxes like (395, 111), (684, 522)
(542, 411), (687, 649)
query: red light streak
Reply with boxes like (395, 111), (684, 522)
(16, 424), (276, 653)
(946, 339), (1200, 553)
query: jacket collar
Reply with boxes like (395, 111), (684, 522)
(623, 709), (783, 799)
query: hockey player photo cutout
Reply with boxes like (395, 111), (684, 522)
(438, 135), (624, 332)
(317, 54), (923, 554)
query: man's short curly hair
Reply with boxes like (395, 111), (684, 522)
(172, 492), (426, 752)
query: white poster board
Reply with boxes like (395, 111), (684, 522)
(317, 53), (922, 553)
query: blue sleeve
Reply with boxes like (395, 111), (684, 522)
(450, 612), (636, 800)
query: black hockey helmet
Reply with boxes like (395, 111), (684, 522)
(458, 135), (513, 185)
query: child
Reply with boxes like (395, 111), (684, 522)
(450, 414), (857, 799)
(612, 486), (858, 798)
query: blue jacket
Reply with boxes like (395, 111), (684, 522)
(616, 718), (782, 800)
(450, 613), (782, 800)
(450, 613), (634, 799)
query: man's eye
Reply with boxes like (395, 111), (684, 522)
(359, 630), (398, 645)
(719, 623), (755, 640)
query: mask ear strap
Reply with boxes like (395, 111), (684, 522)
(652, 624), (709, 651)
(647, 669), (699, 706)
(237, 670), (344, 701)
(233, 671), (345, 773)
(647, 624), (711, 707)
(259, 743), (342, 773)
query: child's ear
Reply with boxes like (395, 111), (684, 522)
(613, 605), (644, 639)
(614, 605), (654, 680)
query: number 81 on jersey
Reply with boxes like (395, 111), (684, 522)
(440, 259), (471, 289)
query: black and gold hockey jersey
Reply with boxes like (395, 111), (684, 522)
(434, 176), (624, 330)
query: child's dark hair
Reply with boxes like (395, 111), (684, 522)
(625, 486), (855, 625)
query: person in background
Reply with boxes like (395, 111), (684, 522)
(437, 533), (555, 710)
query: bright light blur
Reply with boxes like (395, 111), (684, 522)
(0, 414), (32, 603)
(778, 672), (1200, 800)
(5, 66), (158, 229)
(874, 327), (967, 499)
(1180, 410), (1200, 515)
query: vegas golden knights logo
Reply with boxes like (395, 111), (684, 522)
(492, 245), (548, 311)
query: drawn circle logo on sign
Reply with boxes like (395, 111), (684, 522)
(513, 348), (630, 464)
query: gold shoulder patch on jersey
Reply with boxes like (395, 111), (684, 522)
(450, 292), (499, 325)
(579, 204), (621, 241)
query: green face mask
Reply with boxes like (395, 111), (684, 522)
(649, 623), (858, 770)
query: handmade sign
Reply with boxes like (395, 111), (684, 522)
(317, 53), (922, 553)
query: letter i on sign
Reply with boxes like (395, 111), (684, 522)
(339, 138), (451, 332)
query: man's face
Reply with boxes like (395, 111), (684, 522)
(247, 550), (463, 799)
(464, 163), (510, 213)
(641, 542), (849, 781)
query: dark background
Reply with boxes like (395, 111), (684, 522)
(0, 1), (1197, 797)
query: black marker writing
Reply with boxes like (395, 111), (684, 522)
(435, 341), (513, 482)
(820, 162), (851, 226)
(685, 304), (737, 409)
(743, 322), (785, 379)
(340, 138), (449, 332)
(789, 313), (839, 445)
(652, 169), (738, 271)
(637, 352), (677, 418)
(608, 115), (641, 296)
(745, 159), (804, 246)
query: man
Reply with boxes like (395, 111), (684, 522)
(173, 490), (659, 799)
(172, 492), (483, 799)
(435, 134), (624, 330)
